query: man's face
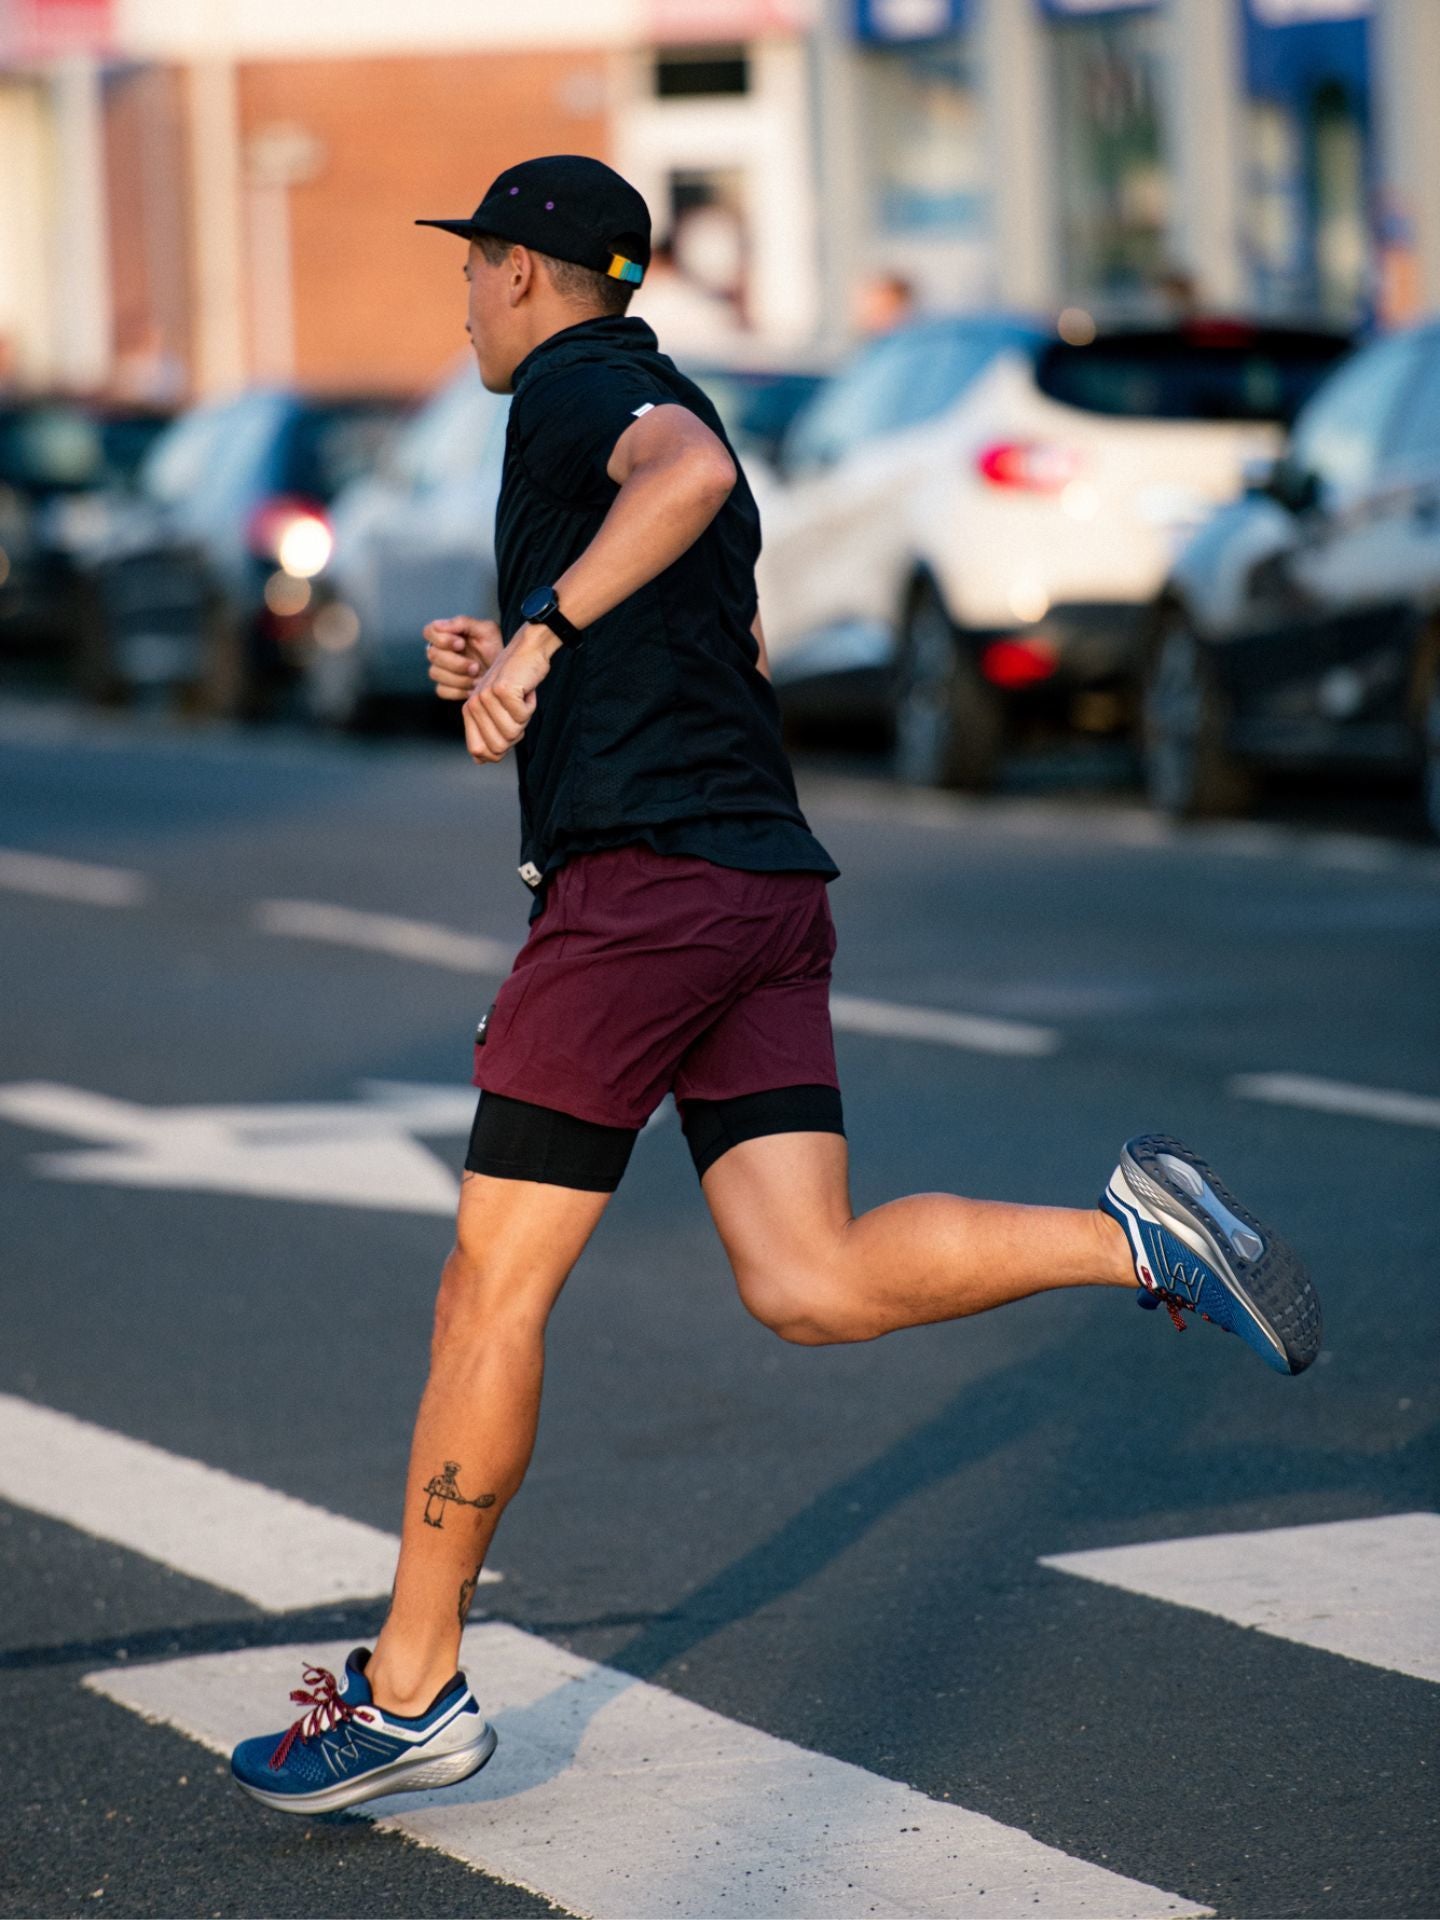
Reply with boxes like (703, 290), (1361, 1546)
(463, 239), (523, 392)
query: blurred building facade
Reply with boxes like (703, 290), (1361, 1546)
(0, 0), (1436, 401)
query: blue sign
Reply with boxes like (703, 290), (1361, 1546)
(1036, 0), (1155, 16)
(1242, 0), (1370, 100)
(855, 0), (966, 43)
(1036, 0), (1159, 16)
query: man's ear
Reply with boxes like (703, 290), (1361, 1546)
(508, 245), (535, 308)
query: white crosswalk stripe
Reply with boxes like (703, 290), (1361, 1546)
(1041, 1513), (1440, 1684)
(5, 1391), (1203, 1917)
(0, 1393), (498, 1613)
(90, 1629), (1208, 1920)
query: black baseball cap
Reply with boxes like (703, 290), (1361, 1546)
(416, 154), (651, 286)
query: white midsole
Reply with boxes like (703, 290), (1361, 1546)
(236, 1723), (497, 1815)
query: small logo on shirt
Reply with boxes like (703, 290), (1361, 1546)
(631, 402), (656, 418)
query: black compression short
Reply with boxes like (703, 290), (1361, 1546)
(464, 1083), (845, 1193)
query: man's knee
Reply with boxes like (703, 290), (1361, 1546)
(430, 1237), (554, 1361)
(733, 1248), (857, 1346)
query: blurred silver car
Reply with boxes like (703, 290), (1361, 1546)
(1142, 319), (1440, 838)
(300, 352), (829, 729)
(301, 359), (509, 728)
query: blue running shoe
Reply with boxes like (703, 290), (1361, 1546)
(231, 1647), (497, 1814)
(1101, 1133), (1322, 1375)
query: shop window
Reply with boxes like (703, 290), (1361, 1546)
(863, 42), (986, 238)
(1050, 9), (1170, 304)
(653, 49), (749, 97)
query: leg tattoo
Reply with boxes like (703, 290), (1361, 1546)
(421, 1461), (497, 1530)
(457, 1567), (480, 1627)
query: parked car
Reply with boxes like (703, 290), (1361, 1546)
(299, 352), (831, 729)
(757, 315), (1352, 787)
(1141, 320), (1440, 838)
(0, 397), (172, 677)
(80, 387), (408, 716)
(299, 359), (509, 728)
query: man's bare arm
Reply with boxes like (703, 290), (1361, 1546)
(544, 403), (737, 634)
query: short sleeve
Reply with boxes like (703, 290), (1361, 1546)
(513, 362), (680, 503)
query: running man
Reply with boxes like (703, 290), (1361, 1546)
(230, 156), (1322, 1815)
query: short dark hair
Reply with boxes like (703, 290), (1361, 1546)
(472, 231), (633, 317)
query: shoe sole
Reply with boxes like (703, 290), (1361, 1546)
(234, 1721), (497, 1816)
(1115, 1133), (1322, 1375)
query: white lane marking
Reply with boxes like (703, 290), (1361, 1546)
(90, 1626), (1206, 1919)
(255, 898), (514, 973)
(0, 1079), (468, 1213)
(0, 846), (149, 906)
(1231, 1072), (1440, 1131)
(0, 1392), (494, 1609)
(830, 992), (1058, 1057)
(1041, 1514), (1440, 1685)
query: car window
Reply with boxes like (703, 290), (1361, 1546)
(1287, 331), (1427, 501)
(782, 325), (1019, 471)
(0, 405), (106, 492)
(1035, 328), (1351, 424)
(388, 369), (502, 492)
(686, 366), (828, 464)
(1384, 335), (1440, 475)
(283, 402), (405, 501)
(140, 394), (283, 510)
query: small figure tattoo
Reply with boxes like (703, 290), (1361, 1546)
(457, 1566), (481, 1626)
(422, 1461), (497, 1530)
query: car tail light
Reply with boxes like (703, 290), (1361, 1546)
(980, 637), (1059, 687)
(246, 494), (334, 578)
(976, 441), (1085, 491)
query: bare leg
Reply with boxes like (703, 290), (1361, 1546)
(366, 1170), (612, 1714)
(701, 1131), (1134, 1345)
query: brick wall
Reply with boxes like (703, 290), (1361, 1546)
(237, 49), (614, 396)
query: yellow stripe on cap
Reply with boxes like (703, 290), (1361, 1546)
(607, 254), (644, 284)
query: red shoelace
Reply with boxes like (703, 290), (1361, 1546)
(1139, 1265), (1213, 1334)
(268, 1663), (363, 1771)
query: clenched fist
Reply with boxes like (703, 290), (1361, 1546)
(423, 616), (503, 700)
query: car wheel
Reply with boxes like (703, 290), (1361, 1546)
(891, 583), (1003, 790)
(1142, 612), (1251, 817)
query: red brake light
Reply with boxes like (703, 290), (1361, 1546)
(980, 637), (1059, 687)
(1180, 318), (1258, 348)
(976, 442), (1085, 491)
(245, 494), (335, 579)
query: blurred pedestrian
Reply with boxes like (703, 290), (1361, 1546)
(228, 153), (1323, 1817)
(853, 269), (917, 336)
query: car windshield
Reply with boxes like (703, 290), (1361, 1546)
(0, 405), (107, 493)
(1035, 327), (1352, 425)
(782, 322), (1035, 470)
(687, 366), (829, 463)
(384, 368), (503, 492)
(139, 396), (283, 507)
(284, 401), (407, 500)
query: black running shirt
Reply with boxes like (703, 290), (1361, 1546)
(493, 314), (839, 919)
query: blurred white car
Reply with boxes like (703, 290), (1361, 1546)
(757, 316), (1351, 787)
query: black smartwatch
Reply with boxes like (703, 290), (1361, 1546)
(519, 584), (583, 647)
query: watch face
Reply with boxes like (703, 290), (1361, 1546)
(521, 586), (555, 623)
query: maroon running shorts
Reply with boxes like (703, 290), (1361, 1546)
(470, 843), (841, 1132)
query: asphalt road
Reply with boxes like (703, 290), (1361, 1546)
(1, 698), (1437, 1919)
